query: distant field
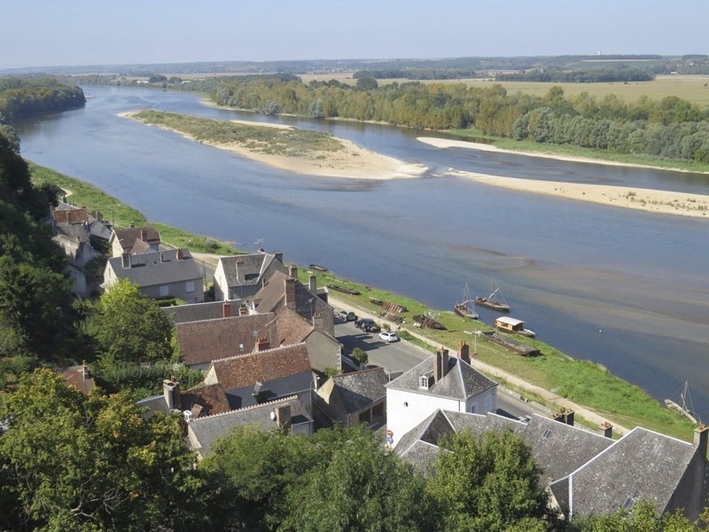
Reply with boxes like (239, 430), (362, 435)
(299, 73), (709, 107)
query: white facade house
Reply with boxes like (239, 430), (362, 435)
(385, 342), (497, 448)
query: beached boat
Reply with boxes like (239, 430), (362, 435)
(474, 279), (511, 312)
(494, 316), (536, 338)
(665, 381), (699, 424)
(454, 283), (479, 320)
(308, 263), (328, 272)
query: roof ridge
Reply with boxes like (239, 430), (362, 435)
(211, 341), (307, 364)
(192, 395), (300, 422)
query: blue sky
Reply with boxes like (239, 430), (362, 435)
(1, 1), (706, 69)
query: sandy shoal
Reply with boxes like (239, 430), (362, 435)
(419, 137), (709, 219)
(121, 111), (426, 179)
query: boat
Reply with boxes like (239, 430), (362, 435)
(494, 316), (535, 338)
(474, 279), (511, 312)
(454, 283), (479, 320)
(308, 263), (328, 272)
(665, 381), (699, 424)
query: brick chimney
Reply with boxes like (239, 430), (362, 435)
(552, 408), (574, 426)
(285, 278), (296, 309)
(274, 404), (292, 432)
(163, 378), (180, 410)
(458, 341), (470, 364)
(121, 252), (131, 269)
(256, 335), (270, 352)
(289, 264), (298, 279)
(176, 248), (184, 261)
(434, 347), (449, 382)
(694, 424), (708, 457)
(599, 421), (613, 439)
(222, 300), (231, 318)
(309, 274), (317, 293)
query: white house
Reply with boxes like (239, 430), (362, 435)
(385, 342), (497, 447)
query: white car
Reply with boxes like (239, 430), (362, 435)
(379, 331), (399, 343)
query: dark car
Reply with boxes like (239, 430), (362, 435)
(355, 318), (380, 333)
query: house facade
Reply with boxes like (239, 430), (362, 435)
(385, 342), (497, 448)
(213, 251), (288, 301)
(110, 224), (161, 257)
(102, 247), (204, 303)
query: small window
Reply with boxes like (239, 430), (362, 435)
(185, 280), (195, 293)
(159, 285), (169, 297)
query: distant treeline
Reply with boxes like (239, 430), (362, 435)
(495, 67), (655, 83)
(353, 68), (481, 80)
(0, 77), (85, 120)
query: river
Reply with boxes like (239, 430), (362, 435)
(15, 86), (709, 420)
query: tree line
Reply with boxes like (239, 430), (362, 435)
(0, 77), (85, 120)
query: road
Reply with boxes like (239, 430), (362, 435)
(334, 317), (552, 421)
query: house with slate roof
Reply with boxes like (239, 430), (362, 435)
(202, 342), (314, 413)
(102, 247), (204, 303)
(250, 264), (334, 337)
(186, 396), (313, 459)
(394, 407), (709, 522)
(175, 305), (342, 373)
(385, 341), (498, 447)
(163, 299), (246, 325)
(213, 250), (288, 300)
(110, 224), (161, 257)
(314, 367), (388, 429)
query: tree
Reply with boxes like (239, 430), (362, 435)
(84, 279), (174, 364)
(0, 369), (208, 531)
(426, 429), (557, 532)
(351, 346), (368, 367)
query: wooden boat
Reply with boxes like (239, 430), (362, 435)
(454, 283), (479, 320)
(494, 316), (535, 338)
(665, 381), (699, 424)
(328, 284), (361, 295)
(474, 279), (511, 312)
(308, 263), (328, 272)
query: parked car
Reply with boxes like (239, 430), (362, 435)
(379, 331), (399, 343)
(355, 318), (380, 333)
(337, 310), (358, 322)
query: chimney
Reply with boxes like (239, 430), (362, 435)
(309, 274), (317, 293)
(140, 228), (147, 241)
(160, 251), (166, 262)
(121, 252), (131, 269)
(238, 304), (249, 316)
(599, 421), (613, 439)
(694, 424), (708, 456)
(434, 347), (449, 382)
(274, 404), (292, 431)
(235, 256), (245, 283)
(256, 335), (270, 352)
(564, 409), (574, 426)
(289, 264), (298, 279)
(285, 278), (296, 309)
(176, 248), (184, 261)
(552, 408), (574, 426)
(312, 311), (324, 330)
(222, 300), (231, 318)
(458, 341), (470, 364)
(163, 378), (180, 410)
(81, 361), (90, 380)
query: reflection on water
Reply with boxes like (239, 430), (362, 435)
(16, 86), (709, 419)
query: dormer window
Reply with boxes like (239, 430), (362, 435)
(419, 375), (429, 389)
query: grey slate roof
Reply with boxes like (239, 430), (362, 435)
(164, 300), (240, 325)
(218, 252), (286, 293)
(106, 248), (202, 287)
(330, 368), (388, 412)
(386, 354), (497, 401)
(188, 396), (311, 457)
(550, 427), (699, 518)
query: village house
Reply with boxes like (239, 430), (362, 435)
(102, 247), (204, 303)
(109, 224), (161, 257)
(213, 250), (288, 300)
(314, 367), (388, 429)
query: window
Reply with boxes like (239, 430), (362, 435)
(403, 401), (409, 407)
(159, 285), (169, 297)
(185, 280), (195, 293)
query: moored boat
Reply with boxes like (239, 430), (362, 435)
(494, 316), (536, 338)
(454, 282), (479, 320)
(474, 279), (511, 312)
(309, 263), (328, 272)
(665, 382), (699, 424)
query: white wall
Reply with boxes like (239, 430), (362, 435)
(386, 388), (463, 448)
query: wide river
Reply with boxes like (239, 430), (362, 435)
(16, 86), (709, 420)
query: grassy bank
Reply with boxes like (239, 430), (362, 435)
(130, 110), (344, 157)
(31, 163), (697, 441)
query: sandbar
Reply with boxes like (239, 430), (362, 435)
(121, 111), (426, 179)
(419, 137), (709, 219)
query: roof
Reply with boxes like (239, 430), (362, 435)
(187, 396), (311, 457)
(175, 308), (312, 366)
(318, 367), (388, 422)
(550, 427), (699, 518)
(217, 251), (286, 291)
(495, 316), (524, 327)
(180, 383), (231, 417)
(210, 343), (312, 391)
(164, 300), (242, 325)
(53, 204), (89, 225)
(59, 365), (95, 395)
(112, 226), (161, 253)
(105, 248), (202, 287)
(386, 354), (497, 402)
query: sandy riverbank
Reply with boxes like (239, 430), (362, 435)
(419, 137), (709, 219)
(121, 111), (427, 179)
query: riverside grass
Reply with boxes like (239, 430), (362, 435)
(31, 163), (696, 442)
(131, 109), (344, 157)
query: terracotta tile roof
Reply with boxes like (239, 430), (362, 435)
(211, 343), (311, 390)
(53, 206), (89, 225)
(112, 226), (161, 253)
(180, 383), (231, 417)
(59, 364), (95, 395)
